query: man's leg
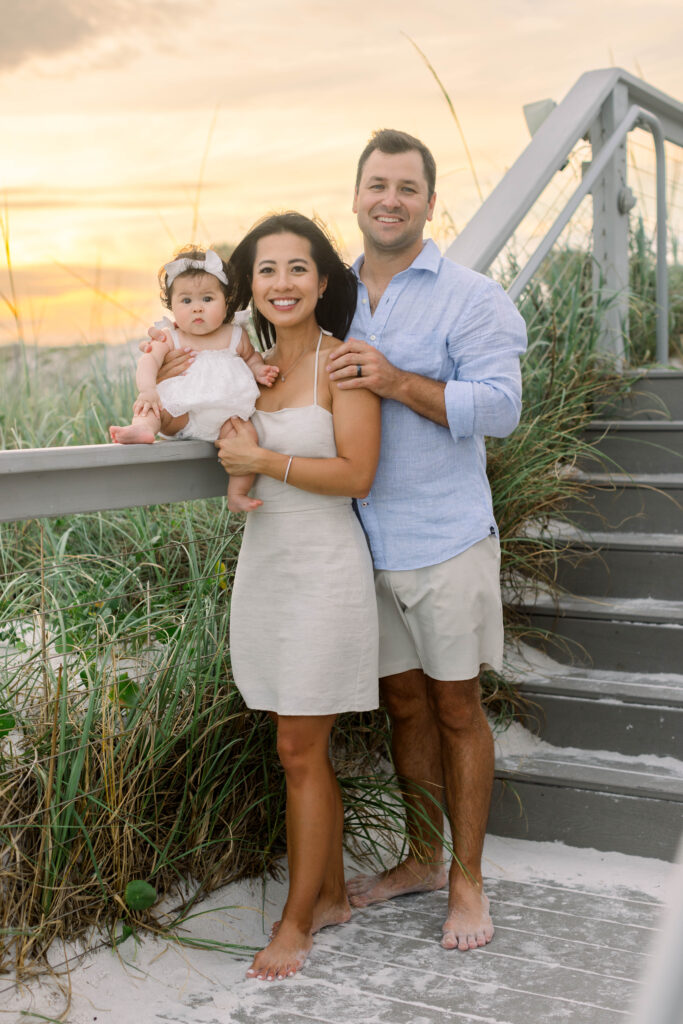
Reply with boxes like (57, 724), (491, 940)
(346, 668), (448, 906)
(427, 674), (494, 950)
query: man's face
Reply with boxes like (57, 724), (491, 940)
(353, 149), (436, 254)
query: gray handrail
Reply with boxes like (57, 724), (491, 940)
(0, 440), (228, 522)
(445, 68), (683, 273)
(444, 67), (683, 363)
(507, 106), (668, 363)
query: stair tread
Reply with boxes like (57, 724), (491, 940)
(587, 419), (683, 430)
(513, 589), (683, 623)
(530, 520), (683, 550)
(517, 668), (683, 706)
(495, 745), (683, 799)
(571, 469), (683, 484)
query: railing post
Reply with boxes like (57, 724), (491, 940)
(590, 82), (630, 361)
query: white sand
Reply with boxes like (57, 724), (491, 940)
(1, 837), (674, 1024)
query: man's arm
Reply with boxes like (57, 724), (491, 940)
(327, 342), (448, 425)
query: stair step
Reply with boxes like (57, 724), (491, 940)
(523, 693), (682, 757)
(514, 593), (683, 672)
(594, 369), (683, 420)
(583, 420), (683, 473)
(519, 684), (682, 757)
(517, 665), (683, 705)
(489, 744), (683, 859)
(564, 471), (683, 533)
(549, 526), (683, 599)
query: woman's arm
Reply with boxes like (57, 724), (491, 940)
(215, 373), (381, 499)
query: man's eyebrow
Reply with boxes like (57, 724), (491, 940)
(366, 175), (421, 187)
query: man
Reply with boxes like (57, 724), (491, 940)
(325, 129), (527, 951)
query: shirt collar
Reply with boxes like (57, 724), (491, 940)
(352, 238), (441, 281)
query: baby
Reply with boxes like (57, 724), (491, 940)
(109, 247), (277, 512)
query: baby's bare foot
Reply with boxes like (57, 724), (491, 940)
(346, 860), (447, 908)
(109, 424), (155, 445)
(442, 887), (494, 951)
(227, 493), (262, 513)
(246, 922), (312, 981)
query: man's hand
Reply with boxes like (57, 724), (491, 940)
(215, 418), (262, 475)
(254, 362), (280, 387)
(133, 388), (161, 418)
(326, 337), (403, 399)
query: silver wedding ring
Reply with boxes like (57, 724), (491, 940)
(356, 364), (362, 378)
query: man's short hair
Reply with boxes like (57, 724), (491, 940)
(355, 129), (437, 198)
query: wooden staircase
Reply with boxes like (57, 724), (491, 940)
(488, 370), (683, 860)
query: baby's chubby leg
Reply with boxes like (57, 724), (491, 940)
(220, 418), (262, 513)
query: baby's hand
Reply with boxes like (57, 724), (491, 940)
(138, 323), (173, 353)
(134, 388), (161, 418)
(255, 362), (280, 387)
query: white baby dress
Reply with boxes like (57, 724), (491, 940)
(156, 315), (259, 441)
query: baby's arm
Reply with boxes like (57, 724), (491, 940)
(236, 330), (279, 387)
(134, 339), (173, 416)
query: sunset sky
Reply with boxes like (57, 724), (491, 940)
(2, 0), (683, 347)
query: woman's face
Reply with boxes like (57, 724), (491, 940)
(251, 232), (326, 328)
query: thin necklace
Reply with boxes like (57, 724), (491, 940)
(274, 329), (321, 382)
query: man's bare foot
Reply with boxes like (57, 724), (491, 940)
(227, 493), (263, 513)
(346, 859), (448, 908)
(270, 895), (351, 940)
(441, 884), (494, 951)
(246, 921), (312, 981)
(109, 424), (155, 444)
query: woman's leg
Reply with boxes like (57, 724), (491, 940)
(247, 713), (348, 981)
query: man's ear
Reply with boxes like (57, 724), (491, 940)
(352, 189), (359, 214)
(426, 191), (437, 222)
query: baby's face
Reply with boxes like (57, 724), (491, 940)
(170, 273), (227, 335)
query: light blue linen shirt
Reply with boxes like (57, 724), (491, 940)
(348, 239), (527, 571)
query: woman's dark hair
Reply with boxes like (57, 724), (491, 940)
(158, 245), (231, 320)
(227, 212), (357, 348)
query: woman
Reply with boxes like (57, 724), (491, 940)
(218, 213), (380, 981)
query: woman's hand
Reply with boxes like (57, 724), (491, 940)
(155, 346), (196, 382)
(215, 418), (263, 475)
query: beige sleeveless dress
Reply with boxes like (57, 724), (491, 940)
(229, 336), (379, 715)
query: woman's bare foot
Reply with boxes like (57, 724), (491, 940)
(346, 859), (448, 908)
(246, 921), (313, 981)
(269, 895), (351, 940)
(227, 492), (263, 513)
(441, 883), (494, 951)
(109, 424), (155, 444)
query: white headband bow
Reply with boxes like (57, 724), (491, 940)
(164, 249), (228, 287)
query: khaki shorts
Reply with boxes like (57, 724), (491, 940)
(375, 535), (504, 681)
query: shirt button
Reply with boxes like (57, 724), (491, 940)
(369, 334), (376, 341)
(361, 501), (369, 507)
(362, 298), (367, 304)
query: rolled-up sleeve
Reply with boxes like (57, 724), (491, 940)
(444, 279), (527, 440)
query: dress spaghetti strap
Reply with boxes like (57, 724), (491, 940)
(312, 329), (324, 407)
